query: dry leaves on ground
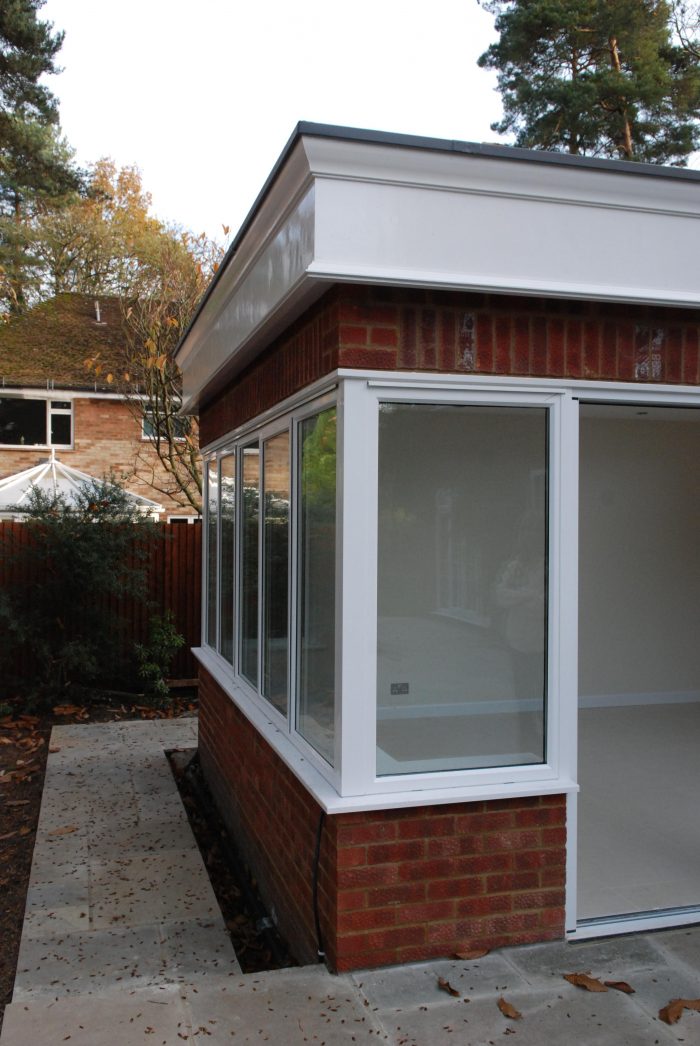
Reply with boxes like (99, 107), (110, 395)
(563, 972), (608, 992)
(437, 977), (461, 997)
(604, 980), (635, 994)
(497, 997), (522, 1020)
(659, 998), (700, 1025)
(454, 947), (490, 960)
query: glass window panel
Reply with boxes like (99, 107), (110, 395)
(50, 412), (71, 445)
(206, 460), (218, 648)
(262, 432), (290, 714)
(376, 403), (548, 776)
(240, 444), (260, 687)
(0, 398), (47, 445)
(219, 454), (236, 665)
(297, 408), (336, 764)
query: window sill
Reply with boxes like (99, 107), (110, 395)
(194, 646), (578, 814)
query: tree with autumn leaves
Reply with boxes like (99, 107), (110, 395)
(68, 161), (223, 513)
(0, 5), (222, 512)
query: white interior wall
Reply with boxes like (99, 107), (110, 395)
(579, 411), (700, 701)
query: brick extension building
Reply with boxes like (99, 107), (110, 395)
(176, 125), (700, 971)
(0, 294), (198, 519)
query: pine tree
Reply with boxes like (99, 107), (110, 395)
(0, 1), (80, 311)
(478, 0), (700, 164)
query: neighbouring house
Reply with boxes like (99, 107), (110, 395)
(0, 294), (200, 520)
(175, 123), (700, 972)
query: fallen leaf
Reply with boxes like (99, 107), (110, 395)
(455, 947), (490, 960)
(53, 705), (83, 716)
(659, 998), (700, 1025)
(563, 972), (608, 992)
(0, 831), (17, 841)
(6, 799), (29, 807)
(604, 980), (635, 994)
(437, 977), (461, 998)
(49, 746), (62, 754)
(47, 825), (78, 837)
(497, 997), (522, 1020)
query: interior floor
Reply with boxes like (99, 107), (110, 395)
(578, 702), (700, 921)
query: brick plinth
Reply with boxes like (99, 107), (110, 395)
(199, 668), (566, 972)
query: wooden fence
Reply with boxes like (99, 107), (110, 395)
(0, 521), (202, 685)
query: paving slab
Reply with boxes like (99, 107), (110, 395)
(352, 953), (528, 1010)
(1, 986), (191, 1046)
(4, 715), (700, 1046)
(504, 933), (669, 987)
(182, 968), (385, 1045)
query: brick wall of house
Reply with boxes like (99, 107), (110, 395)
(0, 398), (197, 518)
(201, 286), (700, 447)
(199, 667), (566, 972)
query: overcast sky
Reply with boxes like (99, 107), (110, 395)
(41, 0), (504, 243)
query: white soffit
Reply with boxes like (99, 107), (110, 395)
(177, 128), (700, 412)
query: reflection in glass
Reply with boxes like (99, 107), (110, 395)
(297, 409), (336, 764)
(219, 454), (236, 664)
(262, 433), (290, 714)
(206, 460), (218, 648)
(240, 444), (260, 686)
(376, 403), (548, 775)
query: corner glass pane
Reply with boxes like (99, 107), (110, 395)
(206, 460), (218, 648)
(240, 443), (260, 687)
(0, 398), (46, 445)
(297, 408), (336, 765)
(376, 403), (548, 775)
(262, 432), (290, 714)
(219, 454), (236, 665)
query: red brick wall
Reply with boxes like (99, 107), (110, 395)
(200, 286), (700, 446)
(199, 667), (566, 972)
(199, 294), (341, 448)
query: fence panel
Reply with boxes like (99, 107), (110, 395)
(0, 521), (202, 688)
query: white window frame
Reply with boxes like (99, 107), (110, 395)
(0, 395), (73, 449)
(141, 410), (188, 442)
(197, 372), (580, 811)
(199, 385), (342, 794)
(337, 375), (576, 801)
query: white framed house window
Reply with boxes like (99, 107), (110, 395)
(142, 411), (189, 441)
(199, 375), (576, 808)
(0, 397), (72, 448)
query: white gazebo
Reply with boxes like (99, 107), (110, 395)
(0, 451), (163, 520)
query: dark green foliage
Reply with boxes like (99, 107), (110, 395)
(0, 1), (81, 311)
(0, 478), (162, 705)
(134, 611), (185, 707)
(478, 0), (700, 163)
(0, 0), (62, 127)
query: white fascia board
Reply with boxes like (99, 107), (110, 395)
(310, 145), (700, 307)
(179, 133), (700, 413)
(178, 141), (321, 413)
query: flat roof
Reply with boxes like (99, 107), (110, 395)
(180, 122), (700, 355)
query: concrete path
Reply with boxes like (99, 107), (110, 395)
(2, 719), (700, 1044)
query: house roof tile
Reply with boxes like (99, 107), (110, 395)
(0, 294), (129, 392)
